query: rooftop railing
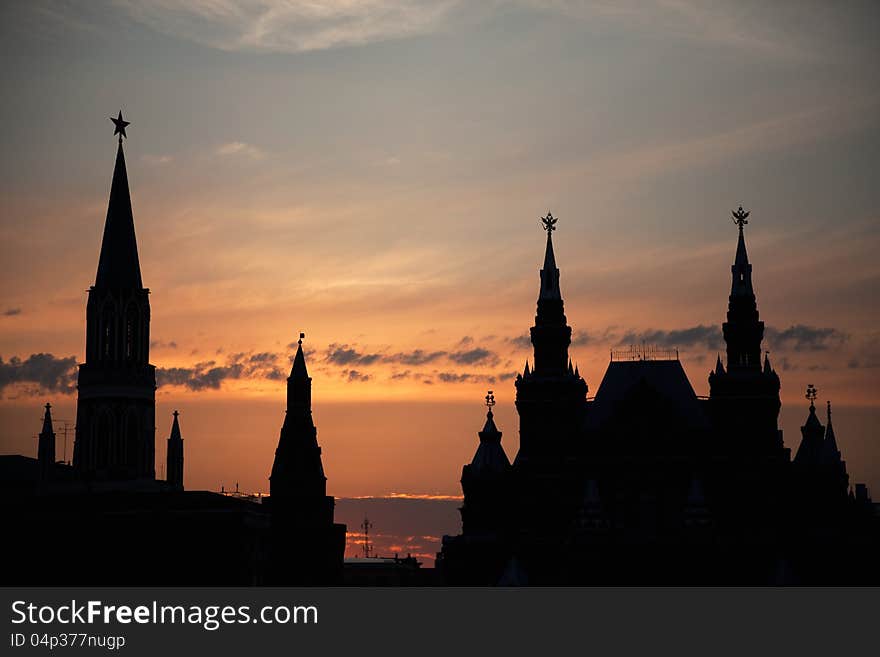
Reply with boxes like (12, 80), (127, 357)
(610, 345), (680, 362)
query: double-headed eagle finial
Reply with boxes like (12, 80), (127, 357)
(485, 390), (496, 409)
(805, 383), (818, 408)
(541, 211), (558, 233)
(732, 206), (750, 232)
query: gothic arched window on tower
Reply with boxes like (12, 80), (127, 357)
(95, 410), (113, 471)
(124, 305), (139, 362)
(101, 306), (115, 360)
(125, 410), (139, 470)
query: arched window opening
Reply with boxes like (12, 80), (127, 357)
(126, 411), (140, 470)
(101, 307), (115, 360)
(124, 305), (141, 363)
(96, 411), (112, 471)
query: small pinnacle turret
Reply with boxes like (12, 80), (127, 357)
(539, 212), (561, 301)
(731, 206), (754, 298)
(469, 390), (510, 474)
(795, 385), (824, 465)
(38, 402), (55, 484)
(166, 410), (184, 490)
(822, 400), (841, 464)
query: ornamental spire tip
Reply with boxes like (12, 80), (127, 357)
(110, 110), (130, 143)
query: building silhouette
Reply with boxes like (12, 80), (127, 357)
(266, 335), (346, 584)
(0, 116), (345, 585)
(438, 211), (879, 585)
(1, 115), (876, 585)
(72, 135), (157, 486)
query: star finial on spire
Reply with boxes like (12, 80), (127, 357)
(541, 211), (558, 233)
(111, 110), (130, 143)
(805, 383), (818, 409)
(732, 205), (750, 232)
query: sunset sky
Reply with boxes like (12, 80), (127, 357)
(1, 0), (879, 551)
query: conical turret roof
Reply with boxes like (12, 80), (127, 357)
(95, 140), (143, 289)
(41, 403), (54, 436)
(169, 410), (182, 441)
(290, 339), (309, 380)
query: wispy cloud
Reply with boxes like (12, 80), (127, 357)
(215, 141), (265, 159)
(110, 0), (823, 58)
(140, 154), (174, 166)
(325, 343), (383, 366)
(118, 0), (462, 53)
(344, 369), (372, 382)
(3, 308), (22, 316)
(150, 339), (179, 350)
(766, 325), (848, 352)
(618, 325), (722, 350)
(157, 351), (285, 390)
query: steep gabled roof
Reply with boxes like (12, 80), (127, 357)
(588, 358), (709, 432)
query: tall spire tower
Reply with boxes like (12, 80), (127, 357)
(709, 206), (783, 458)
(270, 333), (327, 505)
(268, 333), (345, 584)
(514, 213), (588, 467)
(73, 112), (157, 484)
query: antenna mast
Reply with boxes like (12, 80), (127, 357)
(361, 516), (373, 558)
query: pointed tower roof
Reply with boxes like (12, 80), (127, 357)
(539, 212), (561, 301)
(730, 206), (754, 298)
(169, 410), (182, 441)
(95, 120), (143, 289)
(469, 391), (510, 473)
(715, 354), (725, 375)
(763, 352), (773, 374)
(822, 400), (841, 463)
(795, 385), (824, 465)
(41, 402), (54, 436)
(481, 408), (500, 437)
(803, 399), (822, 432)
(290, 333), (309, 380)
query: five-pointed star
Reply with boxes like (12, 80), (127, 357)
(110, 110), (130, 139)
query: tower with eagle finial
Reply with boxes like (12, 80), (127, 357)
(708, 206), (785, 461)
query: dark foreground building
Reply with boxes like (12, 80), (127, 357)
(438, 211), (879, 585)
(0, 117), (344, 585)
